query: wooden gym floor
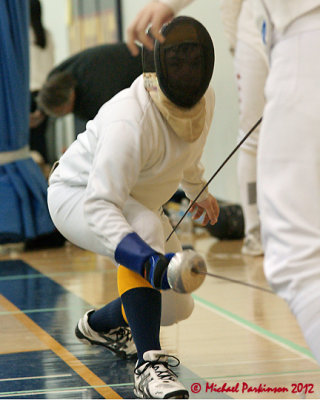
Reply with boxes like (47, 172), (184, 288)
(0, 232), (319, 399)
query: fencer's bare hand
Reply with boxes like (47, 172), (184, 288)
(189, 194), (220, 226)
(29, 110), (45, 128)
(127, 2), (174, 56)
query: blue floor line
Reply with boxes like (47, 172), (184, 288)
(0, 259), (229, 399)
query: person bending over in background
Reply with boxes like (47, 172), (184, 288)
(36, 42), (143, 135)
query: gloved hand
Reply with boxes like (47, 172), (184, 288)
(115, 232), (174, 290)
(144, 252), (174, 290)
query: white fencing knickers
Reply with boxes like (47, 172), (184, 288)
(257, 8), (320, 363)
(47, 174), (194, 327)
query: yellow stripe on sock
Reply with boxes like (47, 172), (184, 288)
(117, 265), (153, 323)
(117, 265), (152, 296)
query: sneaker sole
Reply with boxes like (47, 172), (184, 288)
(75, 325), (137, 360)
(133, 387), (189, 399)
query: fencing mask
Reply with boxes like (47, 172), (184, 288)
(143, 16), (215, 142)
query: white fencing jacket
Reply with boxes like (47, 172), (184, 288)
(49, 75), (214, 253)
(259, 0), (320, 33)
(160, 0), (320, 33)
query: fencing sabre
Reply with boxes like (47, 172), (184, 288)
(165, 117), (266, 295)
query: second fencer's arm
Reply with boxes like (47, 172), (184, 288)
(126, 0), (194, 55)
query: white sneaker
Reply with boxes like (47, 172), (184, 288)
(241, 234), (264, 256)
(75, 310), (137, 359)
(134, 350), (189, 399)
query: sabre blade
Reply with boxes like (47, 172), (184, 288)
(192, 268), (273, 294)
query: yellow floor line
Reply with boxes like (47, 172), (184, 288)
(0, 295), (121, 399)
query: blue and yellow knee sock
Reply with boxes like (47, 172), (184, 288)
(118, 265), (161, 365)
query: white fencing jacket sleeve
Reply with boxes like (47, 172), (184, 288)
(160, 0), (320, 36)
(219, 0), (243, 51)
(258, 0), (320, 33)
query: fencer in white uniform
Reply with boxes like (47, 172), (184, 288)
(49, 16), (218, 398)
(48, 72), (215, 324)
(256, 1), (320, 363)
(126, 0), (320, 365)
(220, 0), (268, 256)
(48, 17), (218, 319)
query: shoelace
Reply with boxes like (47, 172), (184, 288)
(110, 327), (132, 349)
(134, 354), (180, 381)
(115, 327), (131, 340)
